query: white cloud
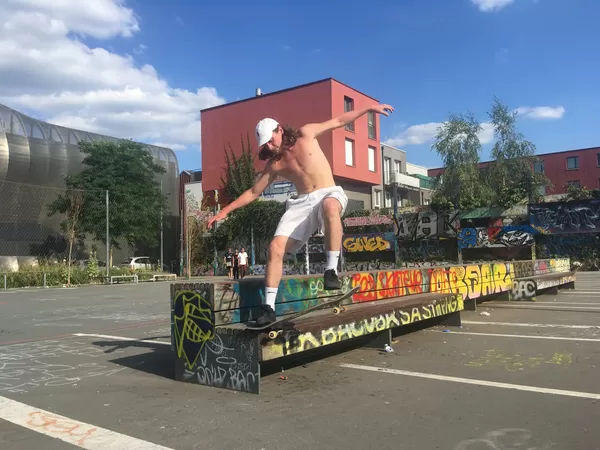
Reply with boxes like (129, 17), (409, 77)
(384, 122), (495, 148)
(478, 122), (495, 144)
(471, 0), (514, 12)
(384, 122), (442, 147)
(515, 106), (565, 120)
(0, 0), (225, 151)
(133, 43), (148, 55)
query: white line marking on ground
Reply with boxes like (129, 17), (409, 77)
(73, 333), (170, 346)
(533, 302), (600, 306)
(462, 321), (600, 329)
(0, 396), (174, 449)
(340, 364), (600, 400)
(561, 291), (600, 294)
(489, 305), (600, 310)
(431, 330), (600, 342)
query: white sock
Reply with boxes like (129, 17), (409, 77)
(265, 287), (278, 309)
(325, 251), (340, 273)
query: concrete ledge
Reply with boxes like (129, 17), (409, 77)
(499, 271), (577, 301)
(169, 258), (572, 394)
(257, 292), (463, 361)
(172, 289), (463, 394)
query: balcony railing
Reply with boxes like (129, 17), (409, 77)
(386, 171), (421, 189)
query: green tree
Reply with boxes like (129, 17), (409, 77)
(220, 133), (257, 201)
(486, 98), (549, 207)
(56, 139), (167, 266)
(214, 200), (285, 251)
(430, 112), (492, 209)
(48, 188), (85, 286)
(564, 183), (600, 201)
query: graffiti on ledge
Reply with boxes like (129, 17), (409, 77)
(209, 259), (570, 325)
(262, 294), (463, 360)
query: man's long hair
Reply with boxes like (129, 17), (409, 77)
(258, 125), (301, 161)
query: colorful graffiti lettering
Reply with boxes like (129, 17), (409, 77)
(342, 233), (394, 252)
(350, 269), (424, 302)
(208, 259), (569, 325)
(458, 226), (535, 249)
(428, 263), (513, 301)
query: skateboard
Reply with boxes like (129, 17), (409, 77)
(245, 286), (360, 339)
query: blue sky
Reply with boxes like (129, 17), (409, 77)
(1, 0), (597, 172)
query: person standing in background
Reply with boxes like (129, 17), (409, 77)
(233, 247), (240, 280)
(224, 248), (233, 279)
(238, 247), (248, 278)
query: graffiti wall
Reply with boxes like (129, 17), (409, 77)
(396, 209), (459, 240)
(343, 213), (394, 227)
(207, 259), (570, 326)
(529, 199), (600, 234)
(397, 239), (457, 261)
(171, 283), (260, 394)
(457, 226), (536, 249)
(536, 234), (599, 260)
(342, 232), (395, 253)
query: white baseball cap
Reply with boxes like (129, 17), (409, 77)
(255, 118), (279, 147)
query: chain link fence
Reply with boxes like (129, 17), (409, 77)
(0, 180), (168, 288)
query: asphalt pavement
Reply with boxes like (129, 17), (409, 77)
(0, 273), (599, 449)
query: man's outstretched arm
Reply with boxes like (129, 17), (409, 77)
(300, 103), (394, 139)
(207, 162), (276, 228)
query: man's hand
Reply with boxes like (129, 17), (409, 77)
(370, 104), (394, 116)
(301, 103), (395, 139)
(207, 210), (227, 229)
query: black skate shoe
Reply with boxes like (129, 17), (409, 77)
(255, 304), (277, 326)
(324, 269), (341, 290)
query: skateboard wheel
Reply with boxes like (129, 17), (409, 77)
(341, 306), (347, 312)
(333, 307), (341, 315)
(268, 330), (279, 339)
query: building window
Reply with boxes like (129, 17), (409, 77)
(534, 161), (544, 173)
(344, 96), (354, 132)
(345, 138), (354, 166)
(384, 190), (392, 208)
(383, 157), (391, 184)
(597, 153), (600, 167)
(367, 112), (375, 139)
(567, 156), (579, 170)
(394, 160), (401, 174)
(567, 180), (581, 188)
(368, 146), (376, 172)
(373, 190), (381, 208)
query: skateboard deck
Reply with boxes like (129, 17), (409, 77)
(245, 286), (360, 338)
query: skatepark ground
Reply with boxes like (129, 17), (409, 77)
(1, 272), (599, 449)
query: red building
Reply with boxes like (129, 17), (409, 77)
(428, 146), (600, 195)
(200, 78), (381, 210)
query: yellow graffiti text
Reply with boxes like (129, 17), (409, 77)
(343, 235), (392, 252)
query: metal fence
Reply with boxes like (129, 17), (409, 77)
(0, 179), (168, 277)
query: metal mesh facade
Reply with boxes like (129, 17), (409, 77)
(0, 103), (180, 267)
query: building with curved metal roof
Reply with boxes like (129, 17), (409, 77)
(0, 103), (180, 269)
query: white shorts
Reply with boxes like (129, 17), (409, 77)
(274, 186), (348, 252)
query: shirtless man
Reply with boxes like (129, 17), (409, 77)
(207, 103), (394, 325)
